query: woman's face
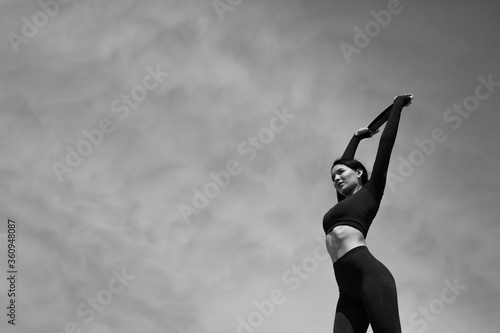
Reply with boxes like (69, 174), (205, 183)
(331, 164), (363, 196)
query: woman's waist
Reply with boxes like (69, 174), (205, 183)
(324, 219), (369, 238)
(328, 224), (366, 242)
(325, 225), (366, 262)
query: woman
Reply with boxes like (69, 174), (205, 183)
(323, 94), (413, 333)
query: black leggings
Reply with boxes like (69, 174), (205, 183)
(333, 246), (401, 333)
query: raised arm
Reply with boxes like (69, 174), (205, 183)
(336, 135), (361, 202)
(341, 135), (362, 160)
(336, 128), (378, 202)
(341, 126), (381, 159)
(366, 94), (413, 196)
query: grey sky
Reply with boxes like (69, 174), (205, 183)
(0, 0), (499, 332)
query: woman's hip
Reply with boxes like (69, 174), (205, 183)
(334, 246), (394, 294)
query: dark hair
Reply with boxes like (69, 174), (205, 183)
(331, 158), (369, 185)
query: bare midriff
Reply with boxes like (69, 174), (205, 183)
(325, 225), (366, 263)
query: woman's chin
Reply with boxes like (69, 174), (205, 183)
(339, 186), (354, 197)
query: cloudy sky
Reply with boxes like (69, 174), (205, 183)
(0, 0), (499, 332)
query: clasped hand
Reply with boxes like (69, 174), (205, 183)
(354, 127), (379, 139)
